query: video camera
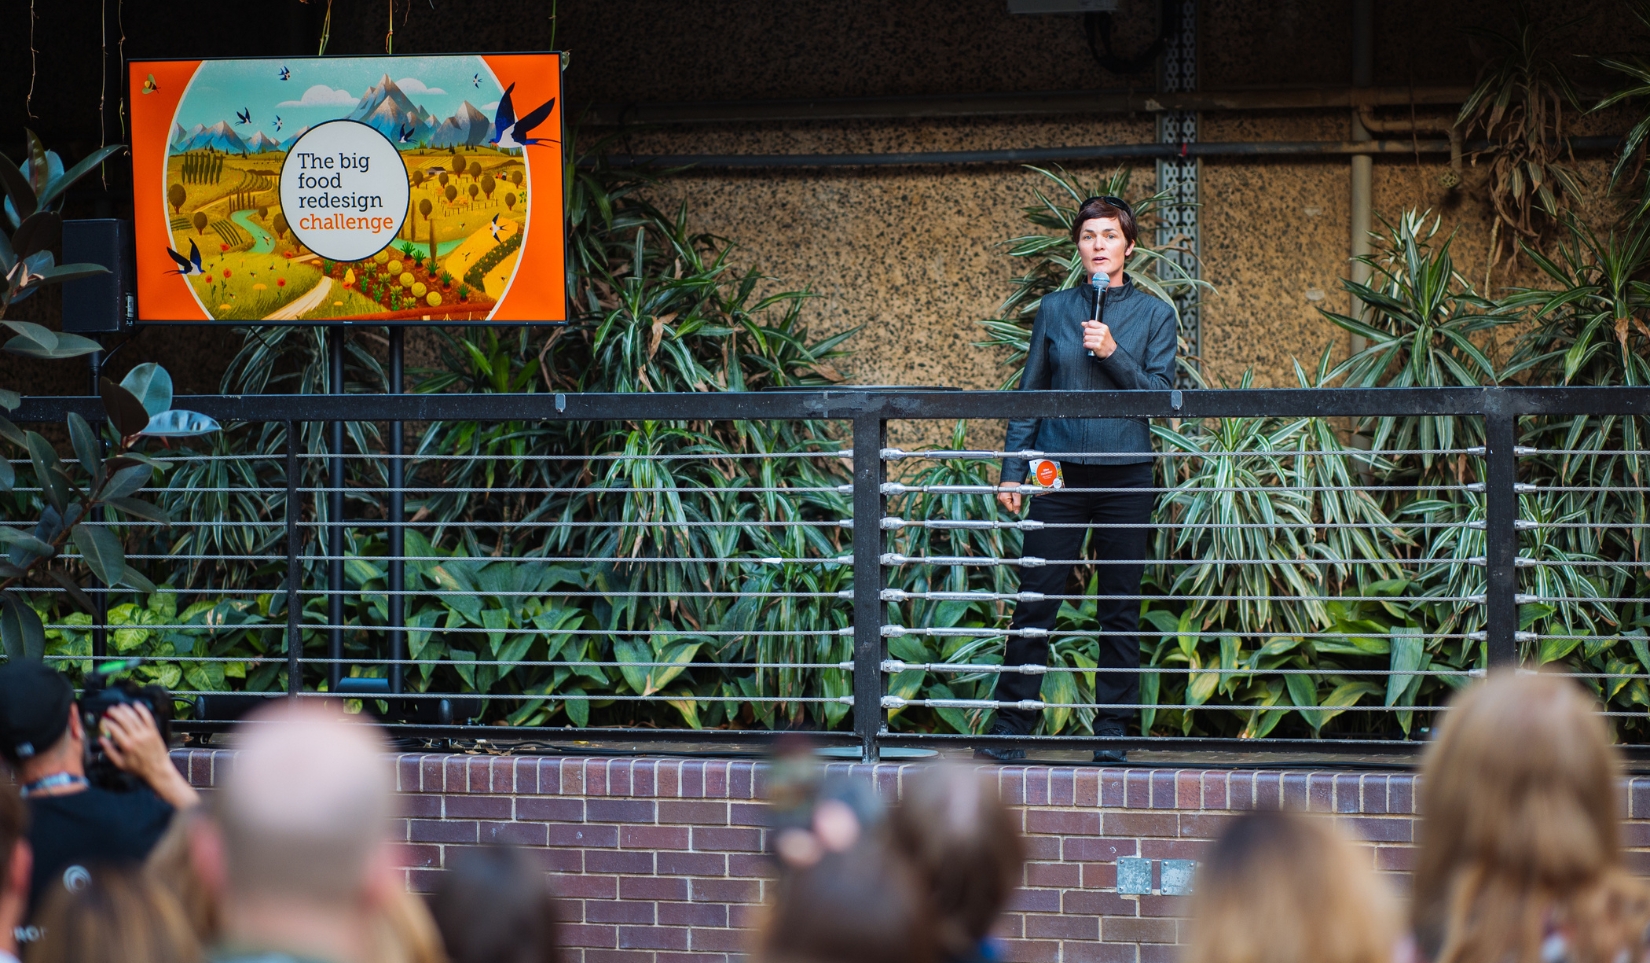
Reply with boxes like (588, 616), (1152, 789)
(78, 660), (174, 791)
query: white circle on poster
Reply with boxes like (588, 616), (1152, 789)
(278, 120), (409, 262)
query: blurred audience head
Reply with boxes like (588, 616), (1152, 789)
(1185, 809), (1398, 963)
(1415, 671), (1650, 963)
(144, 807), (219, 946)
(191, 702), (397, 963)
(428, 845), (559, 963)
(0, 777), (29, 960)
(759, 796), (935, 963)
(890, 764), (1023, 961)
(25, 866), (200, 963)
(372, 883), (448, 963)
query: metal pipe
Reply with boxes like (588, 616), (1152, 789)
(851, 412), (887, 763)
(285, 421), (302, 696)
(1358, 106), (1464, 184)
(596, 136), (1621, 170)
(1349, 0), (1374, 356)
(387, 328), (405, 695)
(584, 84), (1474, 126)
(327, 335), (344, 693)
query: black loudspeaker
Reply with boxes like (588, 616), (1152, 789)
(61, 218), (135, 333)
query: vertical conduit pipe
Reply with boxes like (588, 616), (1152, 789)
(387, 328), (405, 695)
(1349, 0), (1373, 354)
(328, 336), (344, 693)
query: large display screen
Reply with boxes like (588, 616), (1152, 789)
(129, 53), (565, 324)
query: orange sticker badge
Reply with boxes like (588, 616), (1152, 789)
(129, 53), (565, 324)
(1031, 459), (1064, 489)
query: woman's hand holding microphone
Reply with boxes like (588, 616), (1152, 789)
(1082, 320), (1118, 358)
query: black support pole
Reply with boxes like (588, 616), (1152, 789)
(285, 421), (302, 696)
(328, 336), (344, 692)
(388, 328), (405, 694)
(851, 411), (887, 762)
(1484, 410), (1520, 668)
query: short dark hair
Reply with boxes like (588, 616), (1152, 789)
(1071, 195), (1138, 246)
(429, 844), (560, 963)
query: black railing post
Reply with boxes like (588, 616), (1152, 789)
(285, 421), (302, 696)
(851, 410), (887, 762)
(328, 335), (344, 692)
(387, 328), (405, 694)
(1484, 403), (1520, 668)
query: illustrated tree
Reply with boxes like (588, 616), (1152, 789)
(509, 170), (523, 188)
(480, 173), (495, 203)
(452, 154), (465, 178)
(504, 192), (516, 212)
(467, 183), (478, 206)
(167, 183), (186, 215)
(419, 198), (432, 224)
(191, 212), (208, 234)
(272, 213), (288, 239)
(257, 205), (268, 220)
(467, 161), (481, 181)
(444, 184), (458, 204)
(438, 172), (449, 188)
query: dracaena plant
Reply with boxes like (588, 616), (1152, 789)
(0, 131), (221, 662)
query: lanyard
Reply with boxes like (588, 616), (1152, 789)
(20, 773), (88, 797)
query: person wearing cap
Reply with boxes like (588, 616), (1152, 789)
(0, 662), (198, 921)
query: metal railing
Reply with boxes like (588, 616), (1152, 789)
(10, 386), (1650, 760)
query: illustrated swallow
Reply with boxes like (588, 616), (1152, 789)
(278, 65), (291, 81)
(140, 73), (159, 95)
(488, 214), (502, 241)
(472, 73), (481, 88)
(165, 240), (205, 277)
(490, 84), (558, 150)
(236, 108), (251, 125)
(273, 115), (283, 132)
(398, 124), (415, 144)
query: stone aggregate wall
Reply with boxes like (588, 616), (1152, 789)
(173, 750), (1650, 963)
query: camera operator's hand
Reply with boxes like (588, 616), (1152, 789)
(99, 702), (200, 809)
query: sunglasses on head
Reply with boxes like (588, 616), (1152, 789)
(1082, 195), (1132, 213)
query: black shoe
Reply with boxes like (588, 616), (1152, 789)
(974, 724), (1027, 762)
(1093, 722), (1128, 765)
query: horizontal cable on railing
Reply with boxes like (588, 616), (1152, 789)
(880, 553), (1479, 567)
(879, 696), (1446, 712)
(1515, 558), (1650, 567)
(879, 446), (1486, 460)
(162, 690), (857, 704)
(296, 451), (848, 461)
(880, 517), (1468, 531)
(880, 660), (1481, 677)
(35, 653), (853, 669)
(880, 482), (1483, 495)
(296, 519), (849, 528)
(881, 625), (1484, 641)
(880, 589), (1486, 603)
(40, 625), (854, 638)
(2, 484), (856, 495)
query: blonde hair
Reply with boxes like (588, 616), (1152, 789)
(1184, 809), (1398, 963)
(373, 883), (449, 963)
(25, 866), (201, 963)
(144, 806), (220, 945)
(1414, 671), (1650, 963)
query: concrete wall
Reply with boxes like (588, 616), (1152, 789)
(173, 749), (1650, 963)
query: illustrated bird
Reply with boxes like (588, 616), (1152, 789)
(236, 108), (251, 125)
(472, 72), (481, 88)
(273, 116), (283, 132)
(165, 240), (205, 277)
(490, 84), (557, 150)
(278, 65), (291, 81)
(140, 73), (159, 95)
(398, 124), (415, 144)
(488, 214), (502, 241)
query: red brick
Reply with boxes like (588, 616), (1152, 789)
(1022, 835), (1061, 860)
(1283, 772), (1310, 809)
(1179, 813), (1233, 839)
(1080, 862), (1117, 891)
(692, 827), (764, 852)
(586, 900), (655, 925)
(530, 847), (585, 874)
(658, 801), (728, 825)
(1100, 770), (1126, 807)
(691, 878), (761, 903)
(550, 823), (619, 848)
(1074, 770), (1100, 807)
(691, 928), (751, 952)
(729, 802), (766, 826)
(1064, 942), (1137, 963)
(1199, 771), (1228, 810)
(584, 850), (655, 874)
(1137, 895), (1193, 918)
(620, 876), (689, 901)
(562, 925), (618, 949)
(1342, 816), (1413, 843)
(620, 926), (687, 950)
(1125, 770), (1151, 808)
(1104, 918), (1177, 943)
(401, 794), (441, 818)
(621, 825), (691, 850)
(584, 950), (652, 963)
(1006, 889), (1062, 913)
(657, 851), (726, 877)
(728, 903), (763, 930)
(1064, 890), (1135, 916)
(998, 939), (1061, 963)
(1141, 943), (1180, 963)
(1063, 837), (1136, 861)
(397, 844), (442, 869)
(1050, 769), (1075, 806)
(482, 821), (548, 846)
(1026, 809), (1100, 835)
(410, 819), (477, 843)
(587, 799), (656, 823)
(550, 874), (619, 899)
(517, 797), (585, 822)
(658, 901), (728, 927)
(728, 854), (773, 878)
(729, 762), (755, 799)
(1175, 771), (1202, 809)
(679, 761), (705, 797)
(1025, 913), (1098, 940)
(1102, 812), (1178, 837)
(1024, 862), (1081, 888)
(1150, 770), (1178, 809)
(1141, 838), (1210, 860)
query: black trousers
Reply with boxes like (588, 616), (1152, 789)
(993, 461), (1156, 734)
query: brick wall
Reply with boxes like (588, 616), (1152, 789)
(173, 751), (1650, 963)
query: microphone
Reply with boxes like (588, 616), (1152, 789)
(1086, 273), (1108, 357)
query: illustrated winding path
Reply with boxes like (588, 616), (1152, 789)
(264, 276), (334, 321)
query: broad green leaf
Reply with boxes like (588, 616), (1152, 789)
(99, 378), (151, 437)
(1386, 629), (1424, 707)
(0, 593), (44, 661)
(103, 464), (153, 500)
(142, 410), (220, 438)
(120, 363), (173, 417)
(103, 497), (172, 525)
(24, 431), (67, 511)
(67, 412), (101, 482)
(71, 525), (125, 587)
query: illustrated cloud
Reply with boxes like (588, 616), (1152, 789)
(480, 101), (500, 110)
(277, 84), (357, 107)
(395, 78), (447, 96)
